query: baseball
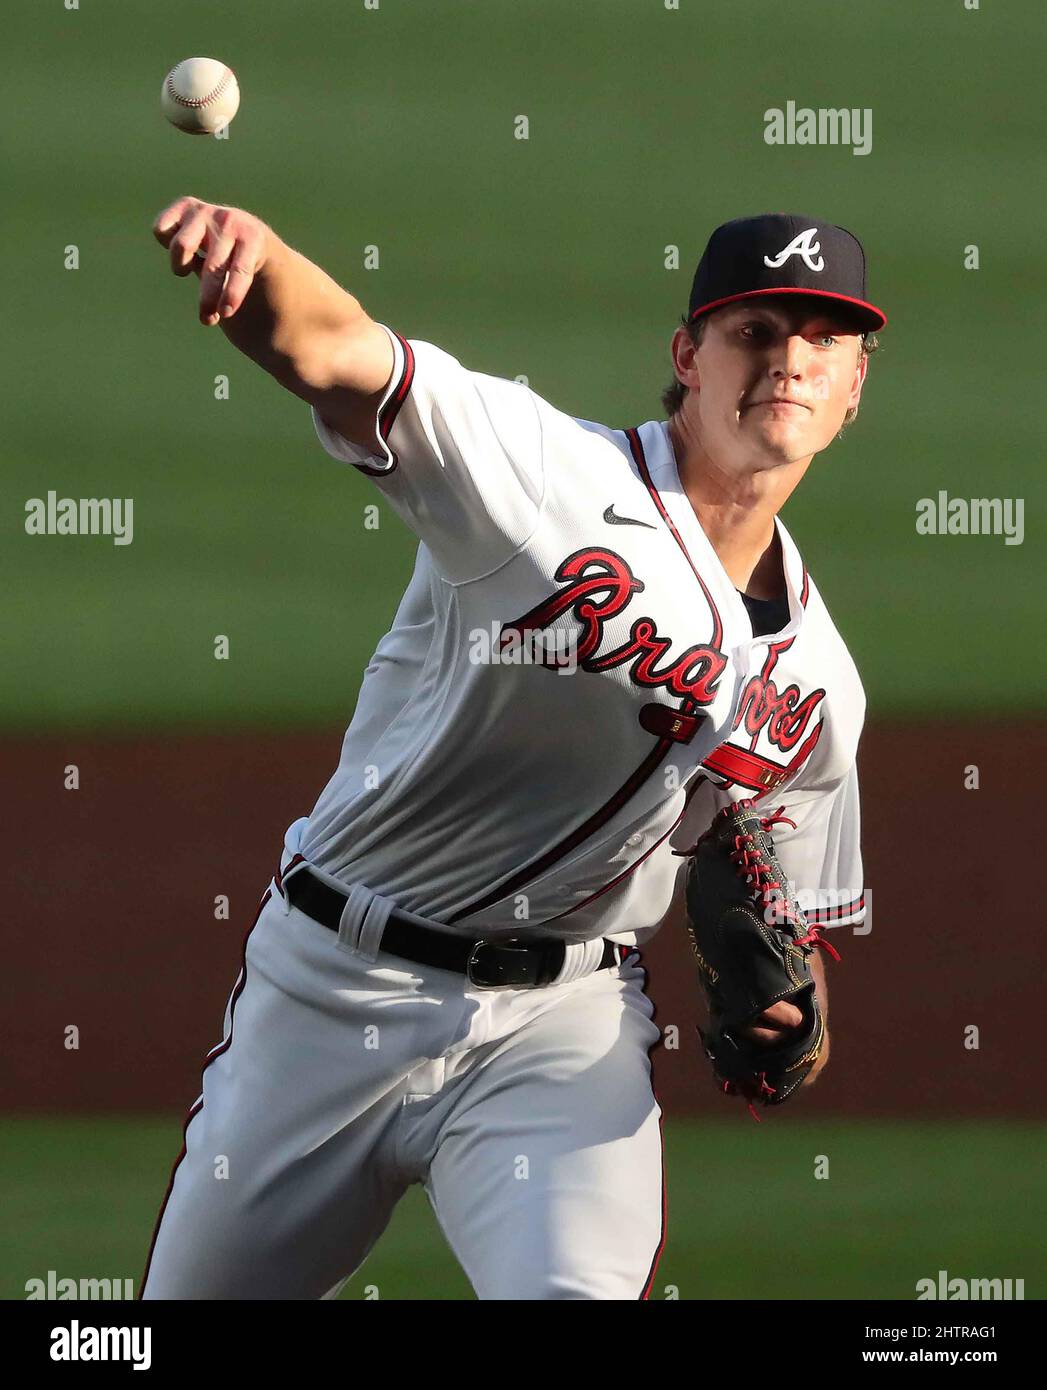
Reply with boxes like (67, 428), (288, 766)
(160, 57), (240, 135)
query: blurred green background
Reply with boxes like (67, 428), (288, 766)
(4, 0), (1044, 1304)
(3, 0), (1044, 730)
(6, 1116), (1044, 1300)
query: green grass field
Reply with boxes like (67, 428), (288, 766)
(4, 0), (1045, 730)
(3, 1115), (1042, 1300)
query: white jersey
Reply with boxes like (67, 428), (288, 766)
(303, 325), (866, 943)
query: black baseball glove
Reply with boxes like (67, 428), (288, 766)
(675, 798), (839, 1116)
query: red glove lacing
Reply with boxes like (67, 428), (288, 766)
(678, 800), (842, 962)
(722, 1072), (777, 1122)
(690, 801), (843, 1120)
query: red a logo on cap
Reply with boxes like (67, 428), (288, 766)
(763, 228), (825, 273)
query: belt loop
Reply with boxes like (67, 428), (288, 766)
(336, 883), (395, 961)
(276, 854), (307, 916)
(278, 816), (311, 916)
(336, 883), (371, 957)
(357, 893), (394, 961)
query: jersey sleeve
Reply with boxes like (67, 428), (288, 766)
(310, 324), (545, 585)
(770, 761), (866, 933)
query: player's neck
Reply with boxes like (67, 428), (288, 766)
(667, 414), (807, 598)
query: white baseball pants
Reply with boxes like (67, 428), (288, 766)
(141, 855), (665, 1300)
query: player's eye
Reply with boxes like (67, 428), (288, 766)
(740, 321), (772, 342)
(813, 333), (838, 348)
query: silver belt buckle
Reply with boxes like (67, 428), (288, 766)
(465, 935), (564, 990)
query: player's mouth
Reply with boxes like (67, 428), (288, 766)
(744, 397), (812, 414)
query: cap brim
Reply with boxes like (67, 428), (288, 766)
(691, 286), (887, 332)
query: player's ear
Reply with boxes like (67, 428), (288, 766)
(846, 346), (869, 412)
(670, 326), (701, 393)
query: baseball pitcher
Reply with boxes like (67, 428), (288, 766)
(140, 206), (883, 1299)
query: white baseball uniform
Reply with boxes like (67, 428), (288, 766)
(141, 326), (865, 1300)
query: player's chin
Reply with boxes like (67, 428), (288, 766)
(744, 425), (811, 465)
(744, 417), (823, 463)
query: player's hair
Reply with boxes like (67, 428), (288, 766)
(661, 312), (879, 428)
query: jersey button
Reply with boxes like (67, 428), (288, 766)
(626, 832), (644, 848)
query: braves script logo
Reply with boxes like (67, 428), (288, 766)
(763, 227), (825, 273)
(734, 666), (825, 752)
(701, 623), (826, 795)
(498, 548), (726, 706)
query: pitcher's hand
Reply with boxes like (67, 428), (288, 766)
(152, 196), (270, 326)
(740, 999), (803, 1046)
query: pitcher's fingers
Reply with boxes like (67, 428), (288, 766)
(739, 999), (804, 1045)
(198, 231), (238, 324)
(216, 240), (261, 318)
(152, 196), (198, 248)
(744, 1024), (790, 1046)
(169, 206), (210, 277)
(758, 1000), (803, 1030)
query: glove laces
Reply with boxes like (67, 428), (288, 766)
(722, 1072), (777, 1122)
(728, 805), (801, 928)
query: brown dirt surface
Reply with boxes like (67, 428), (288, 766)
(3, 722), (1041, 1117)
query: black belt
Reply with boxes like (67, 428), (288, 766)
(283, 865), (624, 989)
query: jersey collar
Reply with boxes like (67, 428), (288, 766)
(641, 419), (810, 635)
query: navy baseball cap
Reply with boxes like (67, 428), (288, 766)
(688, 213), (887, 331)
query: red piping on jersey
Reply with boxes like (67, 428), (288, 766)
(353, 331), (415, 478)
(543, 805), (688, 923)
(448, 736), (678, 923)
(805, 890), (865, 924)
(275, 853), (306, 897)
(448, 426), (727, 927)
(545, 774), (708, 923)
(626, 427), (724, 650)
(138, 888), (273, 1299)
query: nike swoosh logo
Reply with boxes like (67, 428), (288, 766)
(604, 505), (656, 530)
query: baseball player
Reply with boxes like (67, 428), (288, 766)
(140, 206), (883, 1300)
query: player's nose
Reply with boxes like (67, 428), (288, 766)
(769, 334), (809, 379)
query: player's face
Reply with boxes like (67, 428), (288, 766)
(673, 299), (868, 471)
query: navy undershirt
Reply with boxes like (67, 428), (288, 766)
(738, 590), (791, 638)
